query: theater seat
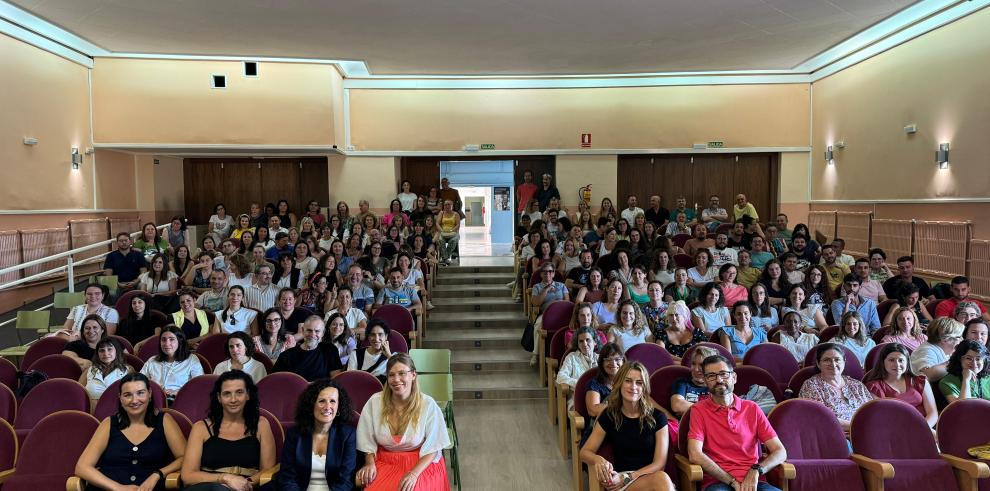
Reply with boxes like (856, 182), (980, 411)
(768, 399), (861, 491)
(1, 410), (99, 491)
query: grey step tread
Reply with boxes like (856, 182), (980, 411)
(443, 266), (514, 274)
(452, 348), (532, 363)
(454, 388), (547, 400)
(425, 327), (520, 341)
(453, 372), (542, 390)
(438, 273), (515, 282)
(428, 311), (527, 322)
(432, 284), (512, 293)
(431, 297), (519, 306)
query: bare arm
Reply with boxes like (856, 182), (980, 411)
(75, 419), (126, 490)
(687, 438), (737, 486)
(670, 395), (693, 416)
(586, 390), (607, 418)
(920, 379), (939, 428)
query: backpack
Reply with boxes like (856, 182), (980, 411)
(15, 369), (48, 398)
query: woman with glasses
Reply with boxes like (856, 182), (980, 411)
(940, 339), (990, 403)
(252, 308), (295, 362)
(580, 343), (624, 447)
(799, 343), (873, 433)
(356, 353), (451, 490)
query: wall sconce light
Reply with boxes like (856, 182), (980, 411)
(71, 147), (82, 170)
(824, 145), (834, 165)
(936, 143), (950, 169)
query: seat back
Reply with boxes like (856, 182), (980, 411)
(107, 335), (134, 354)
(875, 300), (898, 325)
(743, 343), (799, 394)
(547, 329), (570, 367)
(733, 365), (784, 402)
(672, 253), (694, 268)
(371, 305), (415, 339)
(541, 301), (575, 332)
(20, 337), (67, 371)
(14, 410), (98, 477)
(817, 325), (841, 343)
(53, 292), (85, 309)
(571, 368), (599, 420)
(260, 407), (285, 462)
(360, 330), (408, 353)
(803, 345), (864, 379)
(649, 365), (692, 416)
(195, 353), (213, 373)
(787, 366), (818, 395)
(194, 334), (230, 368)
(418, 373), (454, 403)
(136, 335), (161, 361)
(332, 370), (383, 414)
(672, 235), (692, 249)
(171, 374), (219, 422)
(93, 379), (166, 421)
(27, 354), (82, 381)
(937, 399), (990, 459)
(0, 383), (15, 424)
(15, 311), (50, 333)
(251, 351), (275, 371)
(864, 343), (894, 373)
(124, 353), (145, 372)
(0, 418), (15, 473)
(162, 408), (193, 437)
(768, 399), (850, 459)
(625, 343), (675, 376)
(0, 357), (17, 389)
(257, 372), (309, 428)
(409, 349), (451, 374)
(926, 299), (943, 317)
(114, 290), (147, 320)
(14, 379), (89, 433)
(870, 326), (890, 345)
(851, 399), (940, 459)
(680, 342), (735, 368)
(677, 408), (693, 454)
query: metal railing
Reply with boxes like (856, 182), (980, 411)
(0, 223), (168, 293)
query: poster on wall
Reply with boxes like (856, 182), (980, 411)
(494, 187), (510, 211)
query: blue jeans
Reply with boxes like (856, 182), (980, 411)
(704, 482), (781, 491)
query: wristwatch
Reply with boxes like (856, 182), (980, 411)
(622, 473), (634, 485)
(750, 464), (765, 475)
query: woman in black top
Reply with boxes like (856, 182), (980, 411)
(277, 379), (357, 490)
(580, 361), (674, 491)
(116, 293), (168, 346)
(75, 373), (186, 490)
(180, 370), (276, 490)
(276, 199), (297, 229)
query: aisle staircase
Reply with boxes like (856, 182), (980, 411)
(426, 263), (544, 400)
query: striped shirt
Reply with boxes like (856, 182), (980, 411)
(244, 283), (278, 311)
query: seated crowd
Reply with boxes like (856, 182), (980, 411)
(520, 184), (990, 490)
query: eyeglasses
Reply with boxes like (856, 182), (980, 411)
(387, 370), (413, 379)
(604, 357), (624, 365)
(265, 318), (282, 324)
(703, 371), (734, 381)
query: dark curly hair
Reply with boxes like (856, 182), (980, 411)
(947, 339), (990, 379)
(294, 378), (353, 433)
(207, 370), (260, 436)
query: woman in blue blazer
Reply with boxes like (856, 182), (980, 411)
(277, 378), (357, 491)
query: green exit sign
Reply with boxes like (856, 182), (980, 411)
(480, 143), (496, 150)
(707, 141), (725, 148)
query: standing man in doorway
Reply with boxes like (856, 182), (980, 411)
(536, 173), (560, 212)
(440, 178), (463, 217)
(517, 170), (539, 214)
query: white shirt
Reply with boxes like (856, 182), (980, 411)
(85, 367), (128, 400)
(296, 256), (318, 279)
(245, 283), (278, 311)
(608, 326), (650, 353)
(140, 357), (204, 393)
(215, 307), (257, 333)
(710, 247), (738, 268)
(777, 332), (819, 363)
(911, 342), (949, 377)
(325, 307), (367, 330)
(397, 192), (418, 212)
(213, 358), (267, 383)
(66, 304), (120, 333)
(621, 207), (644, 224)
(228, 274), (255, 290)
(209, 215), (235, 238)
(402, 268), (424, 288)
(346, 348), (389, 378)
(356, 392), (451, 461)
(307, 452), (331, 491)
(137, 271), (177, 294)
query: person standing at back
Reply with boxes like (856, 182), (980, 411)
(517, 169), (539, 214)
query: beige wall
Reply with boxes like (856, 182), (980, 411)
(0, 32), (93, 211)
(555, 155), (618, 210)
(92, 58), (337, 145)
(94, 150), (136, 210)
(349, 84), (810, 151)
(328, 155), (400, 211)
(811, 7), (990, 201)
(778, 151), (810, 225)
(148, 155), (185, 222)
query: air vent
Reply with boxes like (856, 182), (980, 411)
(211, 74), (227, 89)
(244, 61), (258, 77)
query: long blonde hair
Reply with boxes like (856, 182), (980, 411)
(604, 361), (656, 432)
(381, 353), (425, 434)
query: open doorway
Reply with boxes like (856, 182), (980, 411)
(440, 161), (514, 257)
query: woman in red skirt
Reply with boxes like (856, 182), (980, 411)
(356, 353), (450, 490)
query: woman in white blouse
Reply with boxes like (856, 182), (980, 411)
(324, 287), (368, 339)
(555, 327), (601, 409)
(140, 326), (204, 402)
(780, 284), (828, 334)
(346, 320), (392, 383)
(773, 310), (819, 363)
(356, 353), (451, 491)
(293, 240), (319, 279)
(79, 337), (130, 404)
(137, 253), (178, 297)
(212, 331), (267, 383)
(59, 283), (119, 339)
(215, 285), (258, 334)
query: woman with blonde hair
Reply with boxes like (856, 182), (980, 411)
(881, 307), (928, 352)
(356, 353), (451, 490)
(607, 300), (654, 353)
(911, 317), (965, 382)
(580, 361), (674, 491)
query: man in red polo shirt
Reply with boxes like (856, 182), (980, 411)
(687, 355), (787, 491)
(935, 276), (989, 321)
(516, 169), (538, 213)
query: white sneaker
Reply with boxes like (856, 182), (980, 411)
(505, 280), (516, 288)
(529, 354), (538, 366)
(425, 300), (435, 310)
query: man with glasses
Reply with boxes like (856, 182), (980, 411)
(194, 269), (228, 312)
(700, 195), (729, 233)
(529, 263), (570, 364)
(272, 316), (344, 382)
(688, 355), (787, 491)
(245, 264), (278, 311)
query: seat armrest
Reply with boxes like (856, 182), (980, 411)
(0, 469), (14, 485)
(849, 454), (895, 478)
(942, 454), (990, 479)
(65, 476), (85, 491)
(674, 453), (703, 490)
(259, 464), (281, 486)
(165, 472), (181, 489)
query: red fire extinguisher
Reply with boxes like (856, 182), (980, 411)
(579, 184), (592, 207)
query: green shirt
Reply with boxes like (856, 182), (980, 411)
(939, 373), (990, 401)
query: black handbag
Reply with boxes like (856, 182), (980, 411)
(520, 323), (535, 352)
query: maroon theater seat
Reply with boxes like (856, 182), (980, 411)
(2, 410), (99, 491)
(743, 343), (799, 395)
(767, 399), (865, 491)
(92, 379), (166, 421)
(333, 370), (383, 415)
(13, 379), (89, 446)
(171, 374), (219, 422)
(625, 343), (676, 376)
(27, 354), (82, 381)
(257, 372), (309, 430)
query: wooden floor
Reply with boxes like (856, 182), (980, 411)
(453, 399), (573, 490)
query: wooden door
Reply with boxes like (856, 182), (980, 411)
(183, 159), (225, 224)
(299, 159), (330, 211)
(734, 153), (778, 223)
(615, 156), (653, 211)
(224, 161), (262, 221)
(693, 155), (735, 211)
(400, 157), (441, 197)
(260, 161), (300, 216)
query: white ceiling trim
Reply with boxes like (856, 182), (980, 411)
(343, 147), (812, 157)
(1, 0), (988, 88)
